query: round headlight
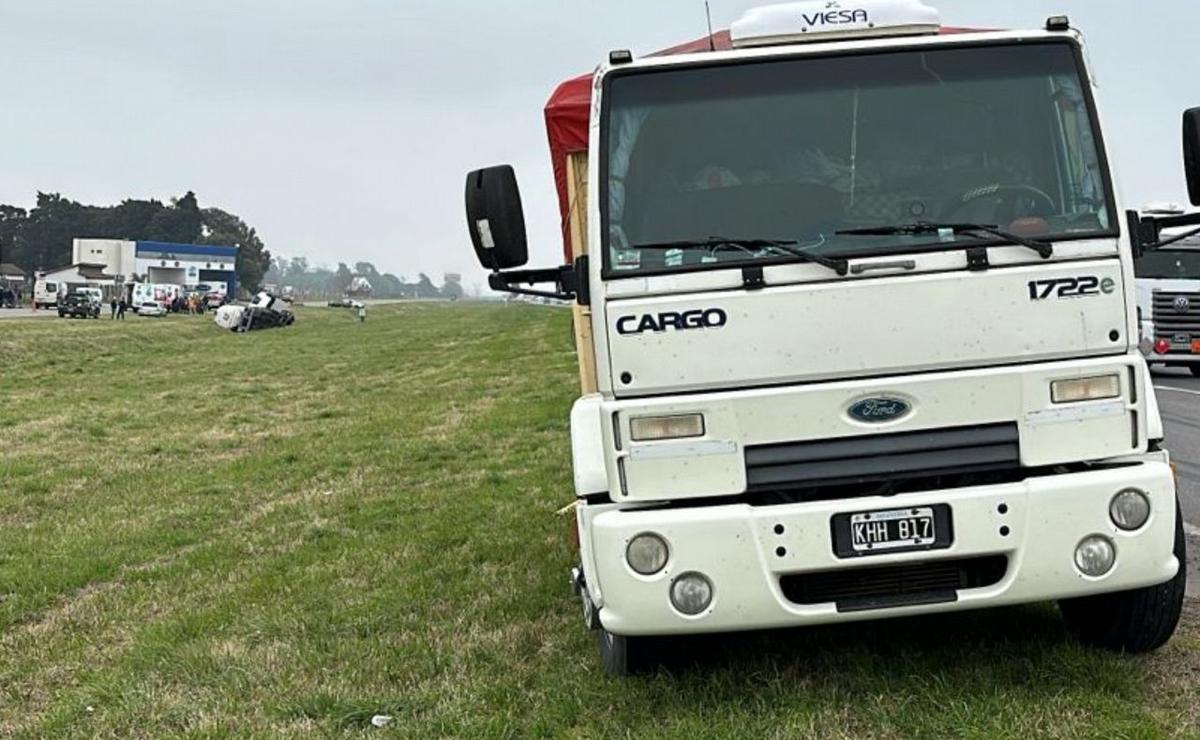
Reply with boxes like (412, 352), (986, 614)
(626, 533), (668, 575)
(1075, 535), (1116, 577)
(1110, 489), (1151, 531)
(670, 572), (713, 615)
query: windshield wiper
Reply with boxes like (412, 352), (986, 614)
(627, 237), (848, 275)
(836, 222), (1053, 259)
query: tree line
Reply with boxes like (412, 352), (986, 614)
(264, 258), (465, 300)
(0, 191), (271, 291)
(0, 190), (467, 300)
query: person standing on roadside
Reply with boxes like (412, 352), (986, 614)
(110, 297), (118, 319)
(117, 298), (127, 320)
(357, 303), (366, 323)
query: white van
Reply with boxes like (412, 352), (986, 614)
(131, 283), (180, 312)
(33, 279), (60, 309)
(71, 286), (104, 304)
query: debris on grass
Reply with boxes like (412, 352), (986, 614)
(370, 714), (394, 728)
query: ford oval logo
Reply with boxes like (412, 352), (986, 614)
(847, 397), (911, 423)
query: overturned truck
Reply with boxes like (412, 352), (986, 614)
(213, 292), (295, 333)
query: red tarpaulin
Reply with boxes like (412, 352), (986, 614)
(543, 27), (980, 260)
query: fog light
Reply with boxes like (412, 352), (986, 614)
(1110, 489), (1151, 531)
(630, 413), (705, 441)
(1074, 535), (1116, 577)
(625, 533), (669, 575)
(1050, 374), (1120, 404)
(670, 572), (713, 615)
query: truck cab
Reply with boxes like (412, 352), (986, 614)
(1136, 235), (1200, 374)
(465, 1), (1200, 674)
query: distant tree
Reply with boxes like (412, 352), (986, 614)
(109, 198), (165, 239)
(287, 256), (309, 279)
(440, 280), (464, 301)
(201, 207), (271, 294)
(378, 272), (405, 298)
(0, 205), (28, 268)
(353, 261), (382, 281)
(19, 192), (86, 271)
(333, 263), (353, 295)
(145, 191), (202, 244)
(414, 273), (439, 299)
(0, 190), (268, 281)
(264, 256), (286, 286)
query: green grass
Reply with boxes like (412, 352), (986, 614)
(0, 303), (1197, 738)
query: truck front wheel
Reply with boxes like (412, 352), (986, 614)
(597, 624), (657, 676)
(1058, 503), (1186, 652)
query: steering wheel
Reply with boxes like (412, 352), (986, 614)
(940, 184), (1057, 224)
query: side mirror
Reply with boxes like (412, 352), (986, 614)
(1185, 108), (1200, 206)
(465, 165), (529, 270)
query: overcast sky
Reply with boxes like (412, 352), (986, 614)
(1, 1), (1197, 287)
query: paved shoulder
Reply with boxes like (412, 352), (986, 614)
(1153, 368), (1200, 596)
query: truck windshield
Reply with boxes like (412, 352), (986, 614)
(1135, 248), (1200, 280)
(603, 41), (1113, 276)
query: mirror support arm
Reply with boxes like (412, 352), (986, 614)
(1128, 209), (1200, 253)
(489, 257), (588, 303)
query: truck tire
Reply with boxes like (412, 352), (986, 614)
(1058, 502), (1186, 653)
(596, 624), (657, 676)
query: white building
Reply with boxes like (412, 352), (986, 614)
(72, 238), (239, 294)
(37, 262), (121, 300)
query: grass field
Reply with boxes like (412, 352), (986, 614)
(1, 303), (1199, 738)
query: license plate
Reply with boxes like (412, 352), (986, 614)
(831, 504), (953, 558)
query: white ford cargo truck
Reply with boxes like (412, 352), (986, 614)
(465, 0), (1200, 674)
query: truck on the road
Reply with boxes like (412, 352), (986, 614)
(1136, 235), (1200, 375)
(57, 292), (100, 319)
(464, 0), (1199, 674)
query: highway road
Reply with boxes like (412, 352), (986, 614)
(1153, 367), (1200, 595)
(0, 308), (54, 319)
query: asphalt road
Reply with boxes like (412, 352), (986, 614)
(1152, 367), (1200, 595)
(0, 307), (54, 319)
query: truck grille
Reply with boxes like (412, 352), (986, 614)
(744, 423), (1020, 491)
(779, 555), (1008, 612)
(1152, 291), (1200, 353)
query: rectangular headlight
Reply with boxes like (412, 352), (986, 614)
(629, 413), (705, 441)
(1051, 375), (1121, 404)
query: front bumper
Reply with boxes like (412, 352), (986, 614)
(1141, 320), (1200, 363)
(585, 459), (1177, 636)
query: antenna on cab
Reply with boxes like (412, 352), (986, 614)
(705, 1), (716, 51)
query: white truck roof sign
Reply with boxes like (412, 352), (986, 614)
(731, 0), (942, 48)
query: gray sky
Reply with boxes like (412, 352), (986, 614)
(1, 1), (1197, 287)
